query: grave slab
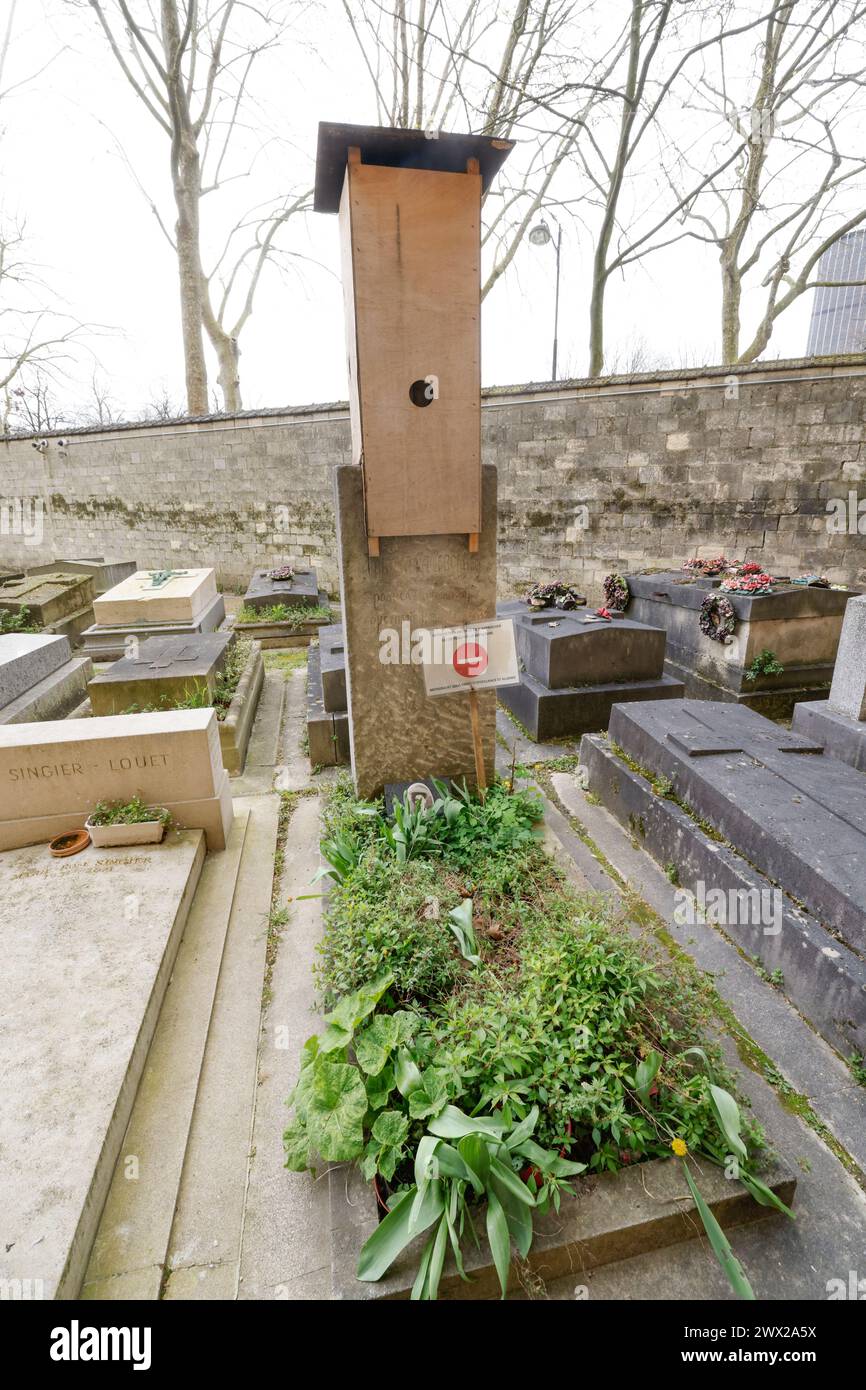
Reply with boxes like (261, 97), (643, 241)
(87, 632), (234, 716)
(307, 641), (350, 766)
(93, 568), (218, 627)
(0, 708), (233, 851)
(335, 463), (497, 798)
(605, 698), (866, 954)
(0, 633), (71, 708)
(578, 733), (866, 1058)
(0, 830), (206, 1298)
(28, 557), (137, 595)
(0, 571), (95, 627)
(0, 634), (94, 724)
(318, 623), (347, 712)
(625, 571), (858, 716)
(243, 566), (320, 612)
(79, 591), (227, 662)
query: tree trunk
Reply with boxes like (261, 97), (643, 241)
(211, 324), (242, 412)
(162, 0), (208, 416)
(588, 263), (606, 377)
(720, 254), (741, 364)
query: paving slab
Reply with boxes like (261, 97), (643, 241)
(237, 793), (331, 1299)
(0, 829), (205, 1298)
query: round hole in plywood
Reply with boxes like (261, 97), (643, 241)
(409, 379), (435, 407)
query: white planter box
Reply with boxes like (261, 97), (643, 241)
(84, 815), (166, 847)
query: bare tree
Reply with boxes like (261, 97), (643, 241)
(84, 1), (311, 413)
(4, 366), (73, 434)
(75, 368), (125, 425)
(673, 0), (866, 362)
(339, 1), (614, 304)
(0, 221), (90, 432)
(143, 383), (183, 420)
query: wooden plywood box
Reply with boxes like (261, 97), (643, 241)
(340, 162), (481, 539)
(316, 123), (513, 544)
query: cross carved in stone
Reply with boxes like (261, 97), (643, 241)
(133, 644), (200, 670)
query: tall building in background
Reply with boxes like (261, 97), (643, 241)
(807, 228), (866, 355)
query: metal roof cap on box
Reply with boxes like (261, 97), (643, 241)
(314, 121), (514, 212)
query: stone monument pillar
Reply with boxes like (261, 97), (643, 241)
(314, 123), (513, 797)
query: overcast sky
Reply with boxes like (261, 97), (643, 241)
(1, 0), (858, 422)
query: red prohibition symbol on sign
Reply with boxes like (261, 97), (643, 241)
(453, 641), (488, 679)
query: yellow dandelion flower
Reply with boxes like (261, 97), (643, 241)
(671, 1137), (688, 1157)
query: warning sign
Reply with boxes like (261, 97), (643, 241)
(422, 618), (519, 697)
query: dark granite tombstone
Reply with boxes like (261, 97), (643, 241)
(496, 600), (682, 740)
(87, 632), (234, 716)
(626, 571), (859, 716)
(307, 641), (350, 766)
(243, 567), (324, 612)
(318, 623), (347, 713)
(604, 698), (866, 953)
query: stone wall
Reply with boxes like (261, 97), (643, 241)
(2, 357), (864, 599)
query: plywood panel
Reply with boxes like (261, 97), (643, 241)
(347, 162), (481, 537)
(338, 171), (363, 468)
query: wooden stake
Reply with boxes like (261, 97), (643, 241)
(468, 686), (486, 800)
(367, 536), (380, 557)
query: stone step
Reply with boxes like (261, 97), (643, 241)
(162, 793), (281, 1299)
(81, 810), (251, 1300)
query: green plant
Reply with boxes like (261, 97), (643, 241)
(0, 604), (39, 634)
(316, 857), (463, 1003)
(446, 899), (481, 966)
(286, 778), (793, 1301)
(236, 601), (332, 628)
(849, 1051), (866, 1088)
(665, 862), (680, 885)
(745, 649), (785, 682)
(379, 790), (444, 864)
(356, 1104), (585, 1300)
(89, 796), (171, 827)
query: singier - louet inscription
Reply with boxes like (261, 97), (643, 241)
(6, 751), (170, 782)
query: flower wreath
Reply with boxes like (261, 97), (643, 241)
(526, 580), (586, 611)
(682, 555), (729, 577)
(720, 572), (774, 595)
(269, 564), (295, 582)
(603, 573), (630, 611)
(699, 592), (736, 644)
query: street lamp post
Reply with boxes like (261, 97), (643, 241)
(529, 217), (562, 381)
